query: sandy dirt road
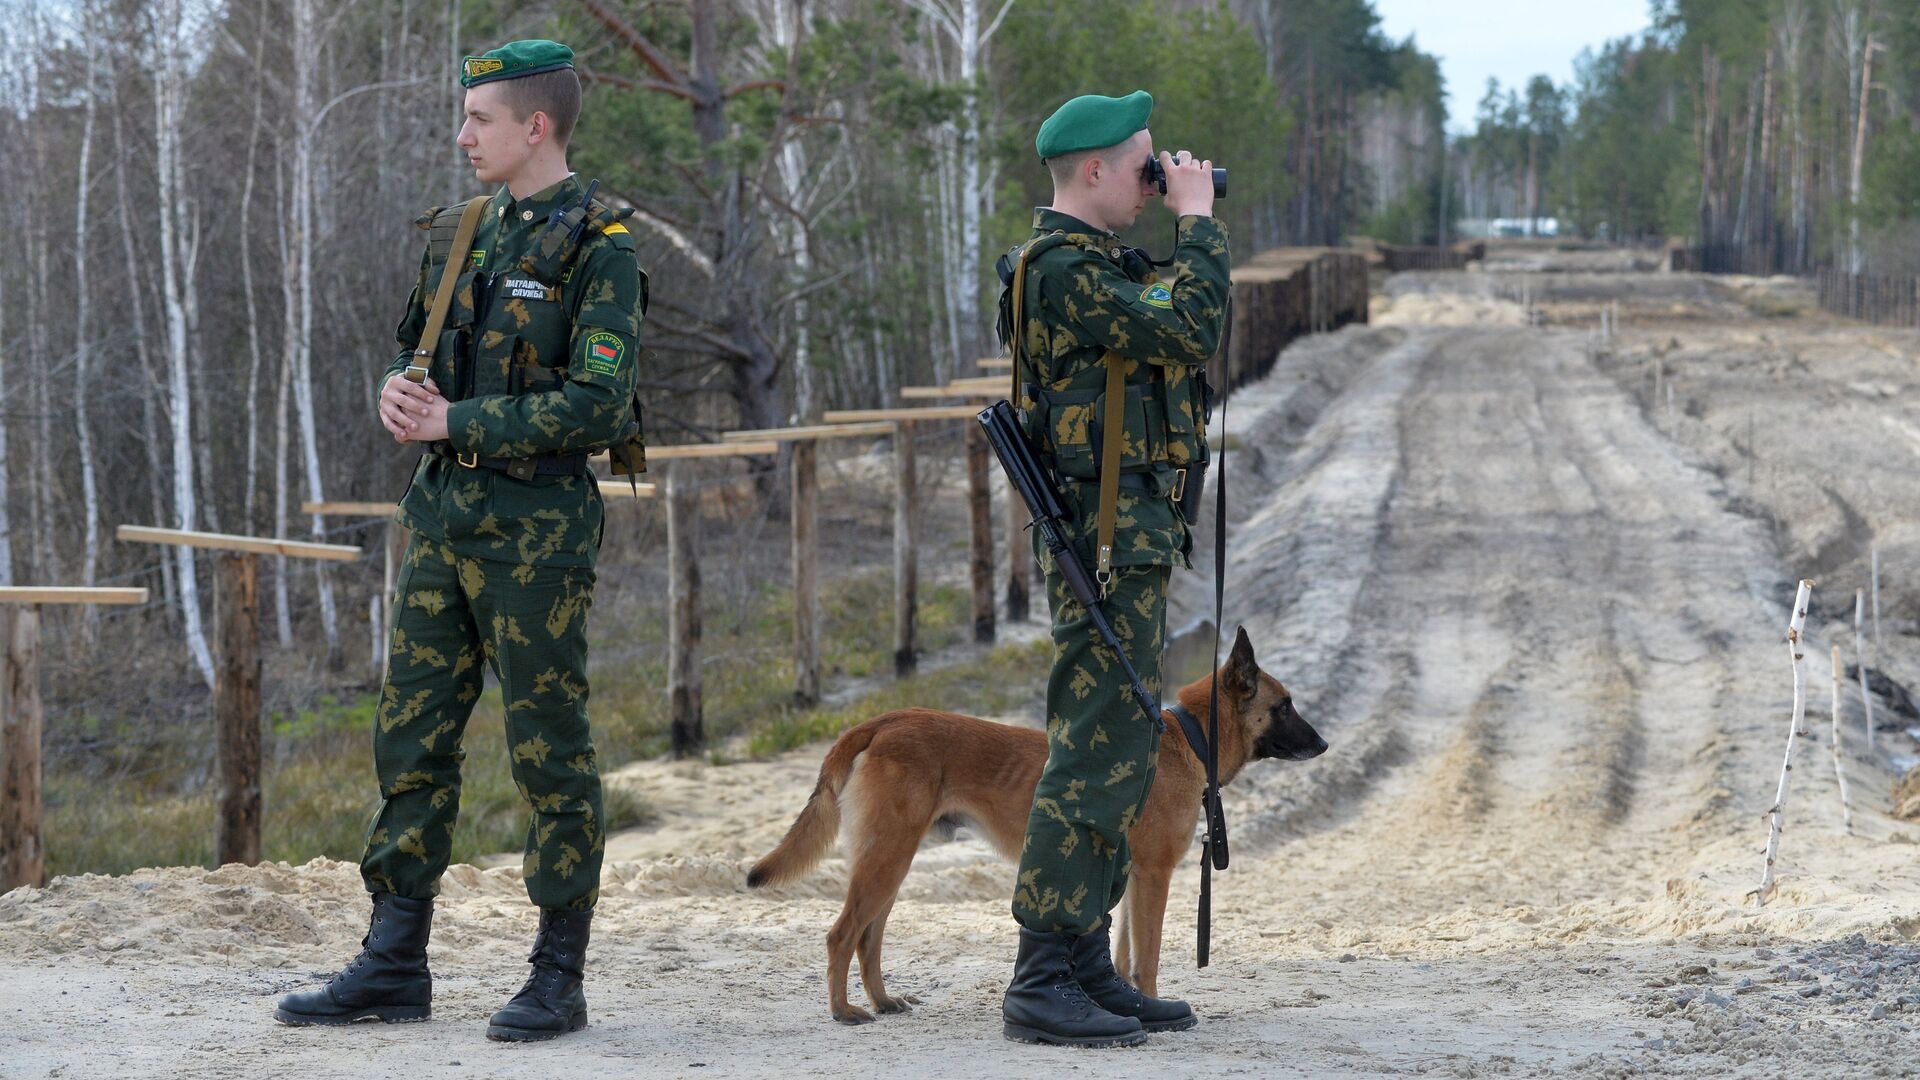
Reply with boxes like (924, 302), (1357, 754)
(7, 261), (1920, 1078)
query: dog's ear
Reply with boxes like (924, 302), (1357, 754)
(1224, 625), (1258, 699)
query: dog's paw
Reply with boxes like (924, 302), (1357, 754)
(833, 1006), (876, 1025)
(874, 993), (919, 1014)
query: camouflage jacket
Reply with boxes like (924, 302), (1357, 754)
(1003, 208), (1231, 571)
(381, 174), (645, 570)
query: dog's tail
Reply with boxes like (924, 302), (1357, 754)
(746, 717), (887, 889)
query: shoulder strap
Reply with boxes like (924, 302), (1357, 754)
(405, 194), (491, 384)
(1006, 232), (1069, 402)
(1095, 350), (1125, 592)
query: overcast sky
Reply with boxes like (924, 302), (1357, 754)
(1371, 0), (1657, 128)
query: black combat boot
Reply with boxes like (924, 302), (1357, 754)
(1002, 927), (1146, 1047)
(1070, 927), (1198, 1032)
(487, 907), (592, 1042)
(274, 892), (433, 1025)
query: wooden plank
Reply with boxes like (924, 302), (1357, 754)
(944, 376), (1005, 391)
(966, 423), (995, 644)
(1, 606), (44, 891)
(791, 440), (820, 706)
(823, 406), (980, 423)
(590, 441), (780, 460)
(117, 525), (362, 563)
(978, 357), (1013, 369)
(667, 464), (704, 757)
(596, 479), (659, 499)
(894, 429), (919, 676)
(720, 422), (893, 442)
(301, 501), (395, 517)
(213, 553), (262, 867)
(0, 587), (148, 605)
(899, 384), (1000, 400)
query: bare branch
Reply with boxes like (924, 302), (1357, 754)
(577, 0), (691, 91)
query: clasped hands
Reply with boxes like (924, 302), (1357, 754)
(380, 373), (452, 443)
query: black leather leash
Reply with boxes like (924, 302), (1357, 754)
(1196, 292), (1231, 968)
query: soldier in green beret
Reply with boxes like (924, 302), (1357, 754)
(275, 38), (646, 1043)
(994, 90), (1230, 1047)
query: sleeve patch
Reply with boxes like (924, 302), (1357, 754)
(1139, 282), (1173, 309)
(583, 331), (626, 377)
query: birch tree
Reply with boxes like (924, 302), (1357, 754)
(903, 0), (1014, 383)
(154, 0), (216, 684)
(73, 17), (103, 637)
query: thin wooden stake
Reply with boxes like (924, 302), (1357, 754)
(966, 422), (995, 644)
(1871, 547), (1881, 654)
(1754, 579), (1813, 907)
(667, 463), (704, 757)
(213, 553), (263, 867)
(1, 606), (44, 890)
(791, 440), (820, 707)
(893, 424), (919, 676)
(1856, 588), (1876, 754)
(1830, 645), (1853, 834)
(368, 594), (382, 679)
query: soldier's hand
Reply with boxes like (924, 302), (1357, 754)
(1160, 150), (1214, 219)
(380, 372), (443, 443)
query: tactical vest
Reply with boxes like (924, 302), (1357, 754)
(997, 232), (1210, 486)
(415, 193), (649, 474)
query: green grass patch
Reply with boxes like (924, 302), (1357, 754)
(743, 639), (1051, 758)
(40, 565), (1004, 878)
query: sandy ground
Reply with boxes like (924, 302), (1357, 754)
(9, 251), (1920, 1078)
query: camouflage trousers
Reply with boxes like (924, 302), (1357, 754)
(360, 535), (605, 911)
(1012, 563), (1167, 936)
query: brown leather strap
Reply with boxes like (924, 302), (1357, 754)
(1008, 241), (1035, 402)
(405, 195), (492, 384)
(1094, 349), (1126, 592)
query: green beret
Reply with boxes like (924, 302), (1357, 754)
(461, 39), (574, 88)
(1035, 91), (1153, 159)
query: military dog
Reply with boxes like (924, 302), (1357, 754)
(747, 627), (1327, 1023)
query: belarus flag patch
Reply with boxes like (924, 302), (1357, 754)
(583, 331), (626, 377)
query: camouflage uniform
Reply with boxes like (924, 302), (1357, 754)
(1006, 207), (1230, 935)
(361, 174), (644, 912)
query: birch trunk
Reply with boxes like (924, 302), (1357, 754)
(240, 16), (269, 532)
(1753, 579), (1812, 907)
(285, 0), (340, 658)
(154, 0), (215, 685)
(111, 56), (178, 619)
(74, 31), (101, 639)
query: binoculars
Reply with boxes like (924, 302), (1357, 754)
(1143, 156), (1227, 199)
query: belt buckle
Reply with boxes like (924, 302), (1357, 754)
(1172, 468), (1189, 502)
(456, 452), (479, 469)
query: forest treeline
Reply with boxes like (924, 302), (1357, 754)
(3, 0), (1918, 674)
(1454, 0), (1920, 275)
(0, 0), (1449, 670)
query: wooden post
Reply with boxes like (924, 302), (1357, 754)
(1006, 489), (1031, 623)
(893, 423), (919, 676)
(213, 553), (263, 867)
(667, 463), (704, 756)
(791, 439), (820, 706)
(2, 606), (43, 891)
(966, 422), (995, 643)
